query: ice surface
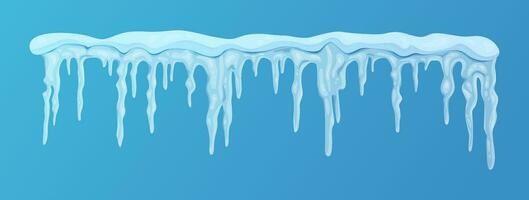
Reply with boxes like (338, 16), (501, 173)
(30, 31), (499, 169)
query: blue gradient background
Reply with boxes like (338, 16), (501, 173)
(1, 0), (528, 199)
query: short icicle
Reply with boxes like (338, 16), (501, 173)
(251, 56), (261, 77)
(185, 62), (196, 108)
(356, 54), (368, 96)
(370, 56), (378, 72)
(441, 53), (457, 125)
(234, 59), (244, 99)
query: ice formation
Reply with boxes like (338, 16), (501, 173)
(30, 31), (499, 169)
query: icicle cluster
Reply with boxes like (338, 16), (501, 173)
(30, 31), (499, 169)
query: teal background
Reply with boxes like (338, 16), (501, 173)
(1, 0), (528, 199)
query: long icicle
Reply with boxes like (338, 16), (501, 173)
(223, 69), (234, 147)
(390, 58), (403, 133)
(204, 58), (224, 155)
(42, 52), (60, 145)
(462, 70), (478, 152)
(146, 62), (158, 134)
(481, 61), (498, 170)
(76, 58), (85, 121)
(115, 61), (128, 147)
(291, 62), (305, 133)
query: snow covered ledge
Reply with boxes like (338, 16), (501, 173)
(30, 31), (499, 169)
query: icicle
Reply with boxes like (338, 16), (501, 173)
(315, 46), (335, 156)
(251, 56), (261, 77)
(42, 84), (52, 145)
(203, 57), (224, 154)
(223, 69), (234, 147)
(76, 57), (85, 121)
(169, 63), (175, 82)
(217, 51), (240, 147)
(333, 51), (347, 124)
(223, 51), (244, 99)
(356, 54), (368, 96)
(279, 56), (287, 74)
(271, 57), (280, 94)
(424, 58), (432, 71)
(323, 96), (335, 156)
(481, 61), (498, 170)
(115, 61), (128, 147)
(410, 61), (419, 93)
(460, 60), (497, 169)
(370, 56), (378, 72)
(102, 58), (108, 69)
(146, 62), (158, 134)
(441, 53), (457, 125)
(461, 66), (478, 152)
(130, 62), (139, 98)
(162, 63), (169, 90)
(317, 44), (345, 156)
(234, 60), (243, 99)
(185, 62), (196, 107)
(51, 58), (61, 126)
(390, 58), (402, 133)
(291, 49), (319, 133)
(42, 51), (61, 144)
(291, 61), (307, 133)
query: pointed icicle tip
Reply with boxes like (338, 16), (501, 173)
(66, 58), (71, 76)
(252, 58), (259, 77)
(149, 126), (155, 134)
(209, 146), (215, 155)
(325, 149), (332, 157)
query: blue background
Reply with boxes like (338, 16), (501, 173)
(1, 0), (527, 199)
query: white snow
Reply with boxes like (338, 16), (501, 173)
(30, 30), (499, 169)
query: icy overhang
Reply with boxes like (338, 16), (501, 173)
(30, 31), (498, 60)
